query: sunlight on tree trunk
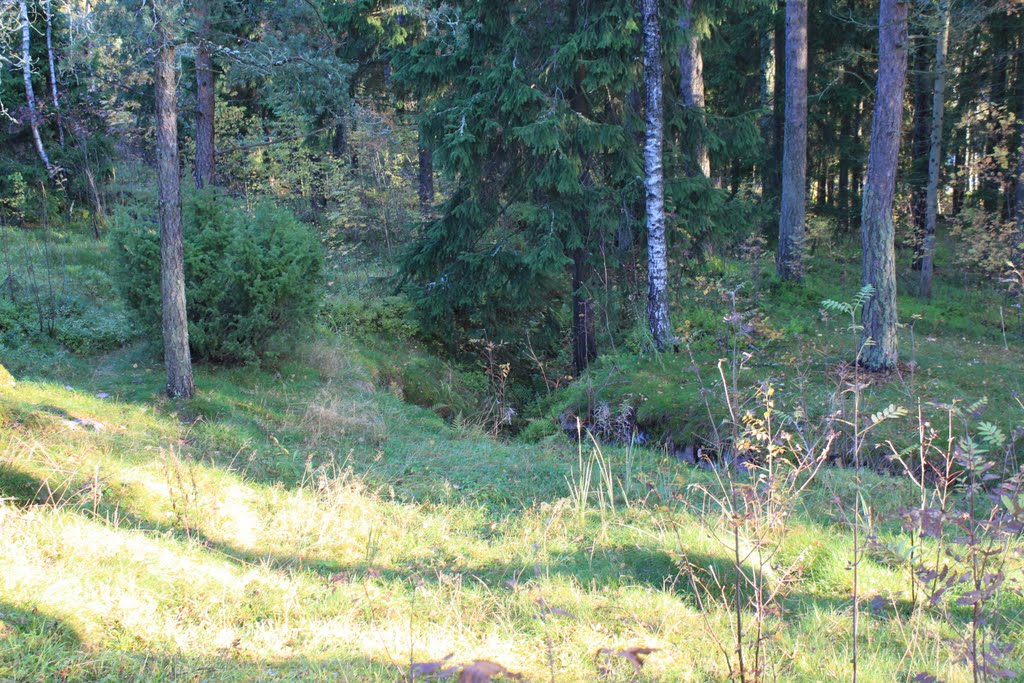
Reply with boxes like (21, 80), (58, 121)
(20, 0), (55, 176)
(859, 0), (909, 372)
(644, 0), (672, 350)
(678, 0), (709, 178)
(776, 0), (807, 282)
(155, 6), (195, 399)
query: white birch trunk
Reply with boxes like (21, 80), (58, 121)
(20, 0), (55, 175)
(44, 0), (64, 148)
(643, 0), (672, 349)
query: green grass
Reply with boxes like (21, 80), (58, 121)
(2, 229), (1024, 681)
(547, 238), (1024, 457)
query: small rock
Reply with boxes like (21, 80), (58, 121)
(95, 392), (110, 399)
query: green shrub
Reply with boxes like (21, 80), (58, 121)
(320, 294), (419, 340)
(110, 190), (323, 364)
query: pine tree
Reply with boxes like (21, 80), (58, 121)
(776, 0), (807, 281)
(860, 0), (909, 372)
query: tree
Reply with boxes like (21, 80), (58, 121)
(678, 0), (709, 178)
(193, 0), (215, 188)
(859, 0), (909, 372)
(43, 0), (64, 149)
(919, 0), (951, 299)
(153, 1), (195, 399)
(644, 0), (672, 349)
(776, 0), (807, 281)
(19, 0), (55, 175)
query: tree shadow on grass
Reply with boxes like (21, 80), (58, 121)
(0, 598), (407, 682)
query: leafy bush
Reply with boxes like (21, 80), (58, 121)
(110, 190), (323, 364)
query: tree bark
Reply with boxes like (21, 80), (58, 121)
(758, 26), (775, 199)
(572, 247), (597, 375)
(194, 2), (215, 189)
(644, 0), (672, 349)
(1015, 117), (1024, 266)
(678, 0), (709, 178)
(20, 0), (55, 176)
(418, 142), (434, 218)
(909, 45), (930, 270)
(155, 11), (195, 399)
(44, 0), (64, 149)
(860, 0), (909, 372)
(776, 0), (807, 282)
(919, 1), (950, 299)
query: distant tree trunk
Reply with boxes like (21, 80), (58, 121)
(772, 12), (785, 200)
(919, 0), (950, 299)
(20, 0), (55, 176)
(838, 116), (850, 228)
(1010, 81), (1024, 266)
(909, 45), (930, 270)
(572, 247), (597, 375)
(758, 26), (775, 199)
(644, 0), (672, 349)
(860, 0), (909, 372)
(1015, 120), (1024, 265)
(194, 3), (215, 189)
(418, 142), (434, 218)
(332, 119), (347, 158)
(154, 12), (195, 399)
(678, 0), (709, 178)
(44, 0), (64, 149)
(777, 0), (807, 282)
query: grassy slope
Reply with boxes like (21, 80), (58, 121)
(547, 242), (1024, 457)
(1, 231), (1023, 681)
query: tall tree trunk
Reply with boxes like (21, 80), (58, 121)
(20, 0), (55, 176)
(909, 44), (930, 270)
(644, 0), (672, 349)
(44, 0), (64, 149)
(1010, 78), (1024, 267)
(919, 0), (950, 299)
(418, 142), (434, 218)
(772, 11), (785, 201)
(758, 26), (775, 199)
(1014, 121), (1024, 266)
(776, 0), (807, 282)
(155, 12), (195, 399)
(193, 2), (215, 189)
(860, 0), (909, 372)
(678, 0), (709, 178)
(838, 116), (850, 229)
(572, 247), (597, 375)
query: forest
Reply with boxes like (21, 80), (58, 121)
(1, 0), (1024, 681)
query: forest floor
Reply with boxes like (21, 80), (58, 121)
(2, 229), (1024, 682)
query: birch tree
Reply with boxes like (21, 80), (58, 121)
(19, 0), (55, 175)
(644, 0), (672, 349)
